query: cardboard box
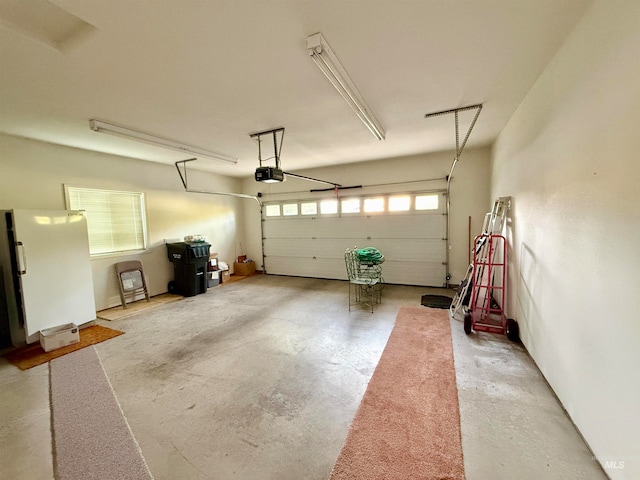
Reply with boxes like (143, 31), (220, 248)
(220, 270), (231, 282)
(234, 261), (256, 276)
(40, 323), (80, 352)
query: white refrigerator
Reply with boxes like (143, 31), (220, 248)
(0, 209), (96, 346)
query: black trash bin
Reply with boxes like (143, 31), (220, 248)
(166, 242), (211, 297)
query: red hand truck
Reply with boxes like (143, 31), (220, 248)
(464, 233), (519, 342)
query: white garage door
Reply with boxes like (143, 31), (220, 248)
(262, 191), (447, 287)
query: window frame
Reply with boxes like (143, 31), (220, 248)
(363, 196), (385, 214)
(282, 203), (299, 216)
(300, 201), (318, 216)
(64, 185), (149, 257)
(265, 204), (282, 217)
(340, 197), (361, 214)
(388, 195), (411, 212)
(415, 193), (440, 211)
(319, 199), (339, 216)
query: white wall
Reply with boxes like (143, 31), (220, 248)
(491, 2), (640, 478)
(241, 147), (491, 285)
(0, 133), (245, 311)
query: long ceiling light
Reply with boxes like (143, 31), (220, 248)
(306, 33), (385, 141)
(89, 119), (237, 164)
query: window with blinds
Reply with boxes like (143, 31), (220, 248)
(65, 186), (147, 255)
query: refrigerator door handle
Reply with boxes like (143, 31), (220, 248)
(16, 241), (27, 275)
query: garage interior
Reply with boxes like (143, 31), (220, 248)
(0, 1), (638, 480)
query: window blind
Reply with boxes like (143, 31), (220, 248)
(66, 187), (147, 255)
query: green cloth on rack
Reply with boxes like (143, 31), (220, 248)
(356, 247), (385, 265)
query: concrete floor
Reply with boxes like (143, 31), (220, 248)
(0, 275), (607, 480)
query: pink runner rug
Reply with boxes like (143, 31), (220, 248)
(329, 306), (465, 480)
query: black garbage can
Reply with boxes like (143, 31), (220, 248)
(166, 242), (211, 297)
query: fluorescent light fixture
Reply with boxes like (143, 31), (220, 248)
(89, 119), (237, 164)
(306, 33), (385, 141)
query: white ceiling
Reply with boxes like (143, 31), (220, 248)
(0, 0), (592, 178)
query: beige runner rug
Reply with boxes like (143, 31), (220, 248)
(329, 306), (465, 480)
(50, 346), (153, 480)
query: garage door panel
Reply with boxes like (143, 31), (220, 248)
(263, 218), (322, 238)
(265, 257), (445, 286)
(264, 238), (445, 261)
(264, 215), (445, 240)
(262, 219), (299, 238)
(370, 238), (445, 263)
(264, 238), (357, 258)
(263, 217), (376, 238)
(381, 261), (446, 287)
(265, 217), (362, 239)
(328, 215), (445, 238)
(353, 215), (446, 238)
(264, 256), (346, 279)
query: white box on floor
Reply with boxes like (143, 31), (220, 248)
(39, 323), (80, 352)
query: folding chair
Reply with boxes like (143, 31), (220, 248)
(115, 260), (150, 309)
